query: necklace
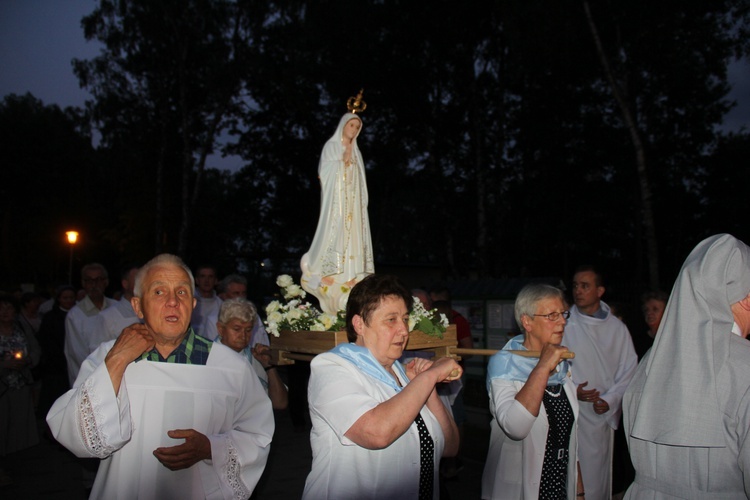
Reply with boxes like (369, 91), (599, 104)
(544, 384), (563, 398)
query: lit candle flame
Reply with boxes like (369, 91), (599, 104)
(14, 351), (22, 360)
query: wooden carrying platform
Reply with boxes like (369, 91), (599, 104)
(269, 325), (458, 365)
(268, 326), (573, 364)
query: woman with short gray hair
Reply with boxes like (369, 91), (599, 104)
(482, 284), (583, 499)
(215, 298), (288, 410)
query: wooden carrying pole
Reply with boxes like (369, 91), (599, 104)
(450, 348), (575, 359)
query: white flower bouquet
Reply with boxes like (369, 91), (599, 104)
(265, 274), (449, 338)
(265, 275), (345, 337)
(409, 297), (449, 338)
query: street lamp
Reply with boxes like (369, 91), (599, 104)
(66, 231), (79, 285)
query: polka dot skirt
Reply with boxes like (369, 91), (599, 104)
(539, 384), (574, 499)
(415, 414), (434, 499)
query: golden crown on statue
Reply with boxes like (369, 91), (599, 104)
(346, 89), (367, 114)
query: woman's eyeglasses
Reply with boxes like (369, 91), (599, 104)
(533, 310), (571, 322)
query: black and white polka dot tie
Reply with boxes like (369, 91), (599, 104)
(415, 414), (434, 499)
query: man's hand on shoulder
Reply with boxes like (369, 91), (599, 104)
(153, 429), (212, 470)
(107, 324), (155, 361)
(104, 324), (155, 393)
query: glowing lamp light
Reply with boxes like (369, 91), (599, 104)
(66, 231), (79, 285)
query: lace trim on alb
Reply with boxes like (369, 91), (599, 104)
(224, 439), (250, 499)
(77, 377), (116, 458)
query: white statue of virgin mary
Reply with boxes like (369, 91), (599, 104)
(300, 94), (374, 315)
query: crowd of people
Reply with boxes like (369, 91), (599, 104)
(0, 257), (284, 494)
(1, 233), (749, 499)
(479, 233), (750, 499)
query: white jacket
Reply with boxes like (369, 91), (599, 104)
(482, 376), (579, 499)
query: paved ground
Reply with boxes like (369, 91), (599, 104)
(1, 406), (491, 499)
(1, 426), (88, 499)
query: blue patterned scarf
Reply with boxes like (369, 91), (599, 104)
(487, 334), (569, 390)
(330, 342), (406, 392)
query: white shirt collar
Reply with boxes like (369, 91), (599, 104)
(732, 322), (742, 337)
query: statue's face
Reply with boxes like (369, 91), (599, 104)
(343, 118), (361, 142)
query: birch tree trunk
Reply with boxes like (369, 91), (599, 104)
(583, 0), (660, 289)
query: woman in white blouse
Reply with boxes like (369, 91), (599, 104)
(303, 274), (461, 499)
(482, 284), (584, 499)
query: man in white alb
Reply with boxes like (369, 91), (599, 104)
(190, 265), (222, 337)
(563, 266), (637, 500)
(47, 254), (274, 499)
(64, 262), (115, 385)
(99, 264), (141, 341)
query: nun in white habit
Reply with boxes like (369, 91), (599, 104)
(300, 110), (374, 314)
(623, 233), (750, 498)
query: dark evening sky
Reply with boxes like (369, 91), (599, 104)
(1, 0), (748, 146)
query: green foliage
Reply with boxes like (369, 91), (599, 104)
(4, 0), (750, 294)
(0, 93), (106, 287)
(412, 317), (445, 339)
(74, 0), (265, 256)
(236, 0), (748, 291)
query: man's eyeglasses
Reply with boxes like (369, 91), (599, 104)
(532, 310), (571, 322)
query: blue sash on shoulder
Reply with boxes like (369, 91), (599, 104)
(329, 342), (406, 393)
(486, 334), (569, 390)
